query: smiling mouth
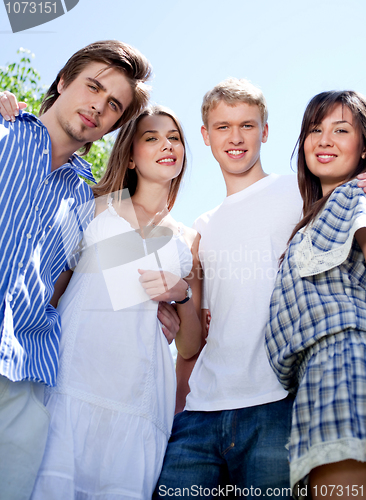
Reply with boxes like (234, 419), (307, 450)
(317, 154), (337, 159)
(157, 158), (176, 164)
(226, 149), (247, 156)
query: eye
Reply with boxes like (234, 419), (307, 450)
(88, 84), (98, 92)
(109, 101), (118, 112)
(335, 128), (348, 133)
(146, 137), (157, 142)
(169, 135), (180, 141)
(243, 124), (253, 129)
(217, 125), (228, 130)
(309, 127), (321, 134)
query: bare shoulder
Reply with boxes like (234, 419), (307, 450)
(94, 195), (109, 218)
(181, 224), (200, 251)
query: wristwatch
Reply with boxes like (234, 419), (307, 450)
(176, 281), (192, 304)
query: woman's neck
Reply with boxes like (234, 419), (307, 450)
(130, 181), (171, 230)
(132, 181), (170, 214)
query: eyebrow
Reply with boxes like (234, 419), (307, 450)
(332, 120), (353, 126)
(212, 120), (256, 127)
(86, 77), (123, 112)
(141, 129), (179, 136)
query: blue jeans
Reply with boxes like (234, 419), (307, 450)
(154, 395), (293, 499)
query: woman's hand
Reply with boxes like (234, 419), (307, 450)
(138, 269), (188, 303)
(0, 91), (27, 122)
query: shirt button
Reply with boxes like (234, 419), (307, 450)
(8, 294), (13, 302)
(35, 205), (39, 212)
(44, 179), (49, 185)
(43, 149), (49, 155)
(26, 233), (32, 239)
(18, 262), (23, 268)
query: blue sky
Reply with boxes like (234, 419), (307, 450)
(1, 0), (366, 226)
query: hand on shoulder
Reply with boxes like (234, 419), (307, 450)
(0, 91), (27, 122)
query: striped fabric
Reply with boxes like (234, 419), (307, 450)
(0, 112), (95, 386)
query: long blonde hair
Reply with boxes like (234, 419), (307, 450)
(93, 105), (187, 211)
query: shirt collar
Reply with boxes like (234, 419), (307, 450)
(20, 111), (97, 184)
(68, 154), (96, 184)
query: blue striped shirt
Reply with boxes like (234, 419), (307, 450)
(0, 112), (95, 386)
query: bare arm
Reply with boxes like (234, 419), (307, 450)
(173, 232), (203, 358)
(139, 231), (203, 359)
(50, 270), (73, 308)
(355, 227), (366, 260)
(175, 308), (210, 413)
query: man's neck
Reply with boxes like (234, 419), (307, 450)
(223, 163), (268, 197)
(40, 112), (83, 172)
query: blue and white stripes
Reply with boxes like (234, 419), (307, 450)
(0, 112), (95, 386)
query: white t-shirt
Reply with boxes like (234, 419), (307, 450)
(185, 174), (303, 412)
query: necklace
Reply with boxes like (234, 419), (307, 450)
(146, 205), (169, 228)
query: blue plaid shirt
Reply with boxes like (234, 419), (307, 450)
(265, 179), (366, 392)
(0, 112), (95, 386)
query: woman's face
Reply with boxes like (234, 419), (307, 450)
(304, 103), (365, 195)
(130, 114), (184, 186)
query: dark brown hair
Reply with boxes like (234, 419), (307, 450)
(40, 40), (152, 155)
(92, 105), (188, 211)
(288, 90), (366, 243)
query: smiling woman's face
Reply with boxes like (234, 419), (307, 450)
(304, 103), (365, 195)
(129, 114), (185, 185)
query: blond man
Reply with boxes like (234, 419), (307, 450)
(155, 78), (303, 498)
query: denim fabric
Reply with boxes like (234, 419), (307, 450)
(154, 396), (293, 499)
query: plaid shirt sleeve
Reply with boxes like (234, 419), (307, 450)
(265, 179), (366, 392)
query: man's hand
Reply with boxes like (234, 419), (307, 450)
(157, 302), (180, 344)
(0, 91), (27, 122)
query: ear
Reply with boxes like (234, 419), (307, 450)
(201, 125), (211, 146)
(361, 147), (366, 160)
(57, 76), (65, 94)
(261, 123), (269, 144)
(128, 158), (135, 170)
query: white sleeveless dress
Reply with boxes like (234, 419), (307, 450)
(31, 199), (193, 500)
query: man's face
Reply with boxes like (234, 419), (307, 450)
(201, 101), (268, 181)
(53, 62), (133, 146)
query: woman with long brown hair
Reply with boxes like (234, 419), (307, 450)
(266, 91), (366, 498)
(22, 104), (202, 499)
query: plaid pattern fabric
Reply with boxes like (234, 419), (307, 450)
(265, 179), (366, 492)
(265, 179), (366, 393)
(290, 330), (366, 490)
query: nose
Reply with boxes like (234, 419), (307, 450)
(91, 97), (105, 115)
(161, 137), (173, 151)
(318, 129), (334, 148)
(229, 127), (244, 145)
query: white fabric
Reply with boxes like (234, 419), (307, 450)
(0, 376), (49, 500)
(296, 215), (366, 277)
(31, 203), (193, 500)
(186, 174), (303, 412)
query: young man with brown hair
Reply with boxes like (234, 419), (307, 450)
(0, 40), (151, 500)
